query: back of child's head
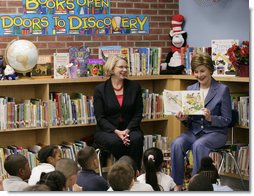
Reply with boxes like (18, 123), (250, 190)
(55, 158), (79, 178)
(4, 154), (30, 179)
(23, 184), (51, 191)
(107, 161), (134, 191)
(188, 173), (214, 191)
(142, 147), (163, 191)
(55, 158), (79, 188)
(118, 155), (138, 179)
(37, 145), (60, 164)
(37, 170), (67, 191)
(76, 146), (97, 170)
(198, 156), (219, 184)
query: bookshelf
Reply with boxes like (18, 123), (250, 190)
(0, 75), (249, 179)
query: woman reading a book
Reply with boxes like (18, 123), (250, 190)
(93, 54), (144, 170)
(170, 53), (232, 191)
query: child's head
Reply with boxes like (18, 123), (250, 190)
(37, 171), (67, 191)
(118, 155), (138, 180)
(37, 145), (61, 166)
(55, 158), (79, 189)
(198, 156), (219, 184)
(188, 173), (214, 191)
(142, 147), (163, 191)
(4, 154), (31, 180)
(107, 161), (134, 191)
(76, 146), (98, 170)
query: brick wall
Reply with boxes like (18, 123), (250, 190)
(0, 0), (179, 61)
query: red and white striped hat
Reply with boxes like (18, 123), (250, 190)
(170, 14), (185, 37)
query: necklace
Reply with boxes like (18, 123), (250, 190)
(113, 84), (123, 91)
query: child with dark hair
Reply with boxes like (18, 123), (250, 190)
(28, 145), (61, 185)
(108, 155), (153, 191)
(137, 147), (176, 191)
(188, 173), (213, 191)
(55, 158), (82, 192)
(76, 146), (109, 191)
(3, 154), (31, 191)
(198, 156), (233, 191)
(37, 170), (67, 191)
(107, 160), (134, 191)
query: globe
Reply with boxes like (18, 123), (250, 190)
(5, 39), (39, 75)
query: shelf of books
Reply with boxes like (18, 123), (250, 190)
(0, 74), (249, 179)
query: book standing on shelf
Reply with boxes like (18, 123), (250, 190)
(163, 90), (205, 115)
(211, 39), (239, 77)
(31, 55), (53, 78)
(86, 58), (104, 77)
(98, 46), (122, 62)
(53, 53), (70, 79)
(69, 46), (90, 77)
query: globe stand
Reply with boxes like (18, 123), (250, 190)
(17, 72), (33, 79)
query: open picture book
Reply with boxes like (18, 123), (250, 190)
(163, 90), (205, 115)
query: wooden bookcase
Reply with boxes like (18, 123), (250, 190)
(0, 75), (249, 146)
(0, 75), (249, 179)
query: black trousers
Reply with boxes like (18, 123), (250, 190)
(94, 130), (144, 170)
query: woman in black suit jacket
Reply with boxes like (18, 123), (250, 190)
(93, 55), (144, 170)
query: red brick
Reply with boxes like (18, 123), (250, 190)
(48, 42), (67, 49)
(7, 1), (22, 7)
(126, 9), (142, 15)
(118, 3), (134, 8)
(142, 9), (157, 15)
(38, 36), (56, 42)
(56, 36), (75, 42)
(0, 8), (16, 13)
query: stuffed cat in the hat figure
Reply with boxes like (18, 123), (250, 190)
(160, 14), (187, 75)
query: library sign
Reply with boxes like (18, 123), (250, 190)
(0, 0), (149, 36)
(23, 0), (111, 14)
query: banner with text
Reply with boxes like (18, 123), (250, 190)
(0, 14), (149, 36)
(22, 0), (110, 14)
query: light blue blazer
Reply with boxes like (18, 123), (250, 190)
(182, 78), (232, 135)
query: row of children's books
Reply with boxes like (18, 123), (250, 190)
(0, 97), (48, 130)
(142, 89), (164, 120)
(99, 46), (162, 76)
(231, 95), (249, 127)
(209, 144), (249, 177)
(49, 92), (96, 126)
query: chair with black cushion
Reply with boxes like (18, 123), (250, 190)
(211, 110), (247, 190)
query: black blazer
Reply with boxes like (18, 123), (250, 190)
(94, 78), (143, 133)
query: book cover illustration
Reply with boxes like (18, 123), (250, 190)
(87, 58), (104, 77)
(53, 53), (70, 79)
(69, 46), (90, 77)
(211, 39), (239, 76)
(98, 46), (122, 62)
(31, 55), (53, 78)
(163, 90), (204, 115)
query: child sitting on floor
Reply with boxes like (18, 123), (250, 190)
(28, 145), (61, 185)
(76, 146), (109, 191)
(137, 147), (176, 191)
(107, 160), (134, 191)
(55, 158), (82, 192)
(3, 154), (31, 191)
(197, 156), (233, 191)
